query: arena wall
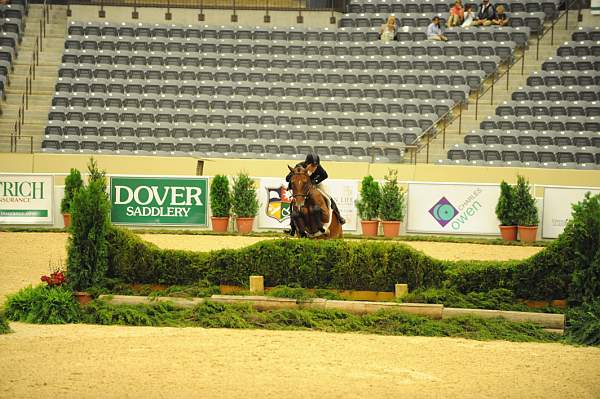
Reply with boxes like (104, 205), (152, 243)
(0, 153), (598, 190)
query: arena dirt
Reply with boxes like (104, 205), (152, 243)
(1, 232), (598, 399)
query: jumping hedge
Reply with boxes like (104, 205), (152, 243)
(106, 193), (600, 302)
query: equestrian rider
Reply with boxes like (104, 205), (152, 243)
(285, 153), (346, 236)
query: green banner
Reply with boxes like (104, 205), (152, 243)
(110, 177), (208, 226)
(0, 209), (48, 217)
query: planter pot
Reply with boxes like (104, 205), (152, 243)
(74, 291), (93, 306)
(499, 225), (517, 241)
(211, 216), (230, 233)
(62, 213), (71, 228)
(236, 217), (255, 234)
(381, 221), (401, 237)
(360, 220), (379, 237)
(518, 225), (538, 242)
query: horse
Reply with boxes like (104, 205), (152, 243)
(287, 164), (343, 239)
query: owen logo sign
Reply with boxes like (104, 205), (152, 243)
(110, 176), (208, 226)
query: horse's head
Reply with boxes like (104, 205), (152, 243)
(288, 164), (317, 207)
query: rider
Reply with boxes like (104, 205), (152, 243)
(285, 153), (346, 236)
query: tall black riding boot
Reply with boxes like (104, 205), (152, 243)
(330, 198), (346, 225)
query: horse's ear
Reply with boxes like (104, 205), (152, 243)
(306, 163), (317, 176)
(288, 165), (294, 173)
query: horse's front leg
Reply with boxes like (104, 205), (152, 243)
(291, 207), (308, 237)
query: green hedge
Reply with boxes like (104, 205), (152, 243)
(0, 311), (11, 334)
(105, 193), (600, 301)
(107, 229), (445, 291)
(104, 228), (565, 300)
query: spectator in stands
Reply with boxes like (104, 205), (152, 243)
(379, 16), (397, 42)
(447, 0), (465, 27)
(472, 0), (496, 26)
(492, 5), (510, 26)
(461, 4), (475, 27)
(426, 16), (448, 41)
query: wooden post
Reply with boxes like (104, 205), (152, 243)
(249, 275), (264, 293)
(395, 283), (408, 298)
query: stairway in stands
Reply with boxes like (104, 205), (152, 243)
(0, 4), (66, 153)
(416, 13), (582, 164)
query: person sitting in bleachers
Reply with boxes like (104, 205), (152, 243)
(472, 0), (496, 26)
(426, 16), (448, 41)
(447, 0), (465, 27)
(379, 16), (397, 42)
(461, 4), (475, 27)
(492, 5), (510, 26)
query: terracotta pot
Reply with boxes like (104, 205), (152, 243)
(360, 220), (379, 237)
(498, 225), (517, 241)
(381, 221), (401, 237)
(236, 217), (255, 234)
(518, 225), (538, 242)
(211, 216), (230, 233)
(74, 291), (93, 306)
(62, 213), (71, 228)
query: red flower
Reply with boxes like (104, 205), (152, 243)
(41, 270), (66, 287)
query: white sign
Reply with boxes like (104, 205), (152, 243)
(406, 182), (501, 235)
(325, 179), (359, 231)
(592, 0), (600, 15)
(0, 174), (53, 224)
(542, 186), (600, 239)
(257, 177), (358, 231)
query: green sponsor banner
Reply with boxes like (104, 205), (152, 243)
(0, 209), (48, 217)
(110, 176), (208, 226)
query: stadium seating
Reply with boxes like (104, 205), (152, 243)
(45, 18), (521, 161)
(0, 2), (27, 99)
(449, 29), (600, 169)
(339, 11), (545, 35)
(346, 0), (561, 20)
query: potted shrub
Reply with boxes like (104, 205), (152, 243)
(61, 168), (83, 228)
(355, 175), (381, 237)
(231, 172), (259, 234)
(379, 169), (406, 237)
(495, 180), (517, 241)
(513, 175), (539, 242)
(210, 174), (231, 233)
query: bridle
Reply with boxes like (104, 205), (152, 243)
(290, 172), (314, 206)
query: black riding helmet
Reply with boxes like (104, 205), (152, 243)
(304, 153), (320, 165)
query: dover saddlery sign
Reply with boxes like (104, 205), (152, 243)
(110, 176), (208, 226)
(542, 186), (600, 239)
(0, 174), (53, 224)
(406, 182), (501, 235)
(257, 177), (359, 231)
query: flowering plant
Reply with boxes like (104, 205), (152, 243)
(41, 270), (66, 287)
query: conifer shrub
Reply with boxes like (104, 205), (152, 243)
(67, 159), (111, 291)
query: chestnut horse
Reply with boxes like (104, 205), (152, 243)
(287, 164), (343, 239)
